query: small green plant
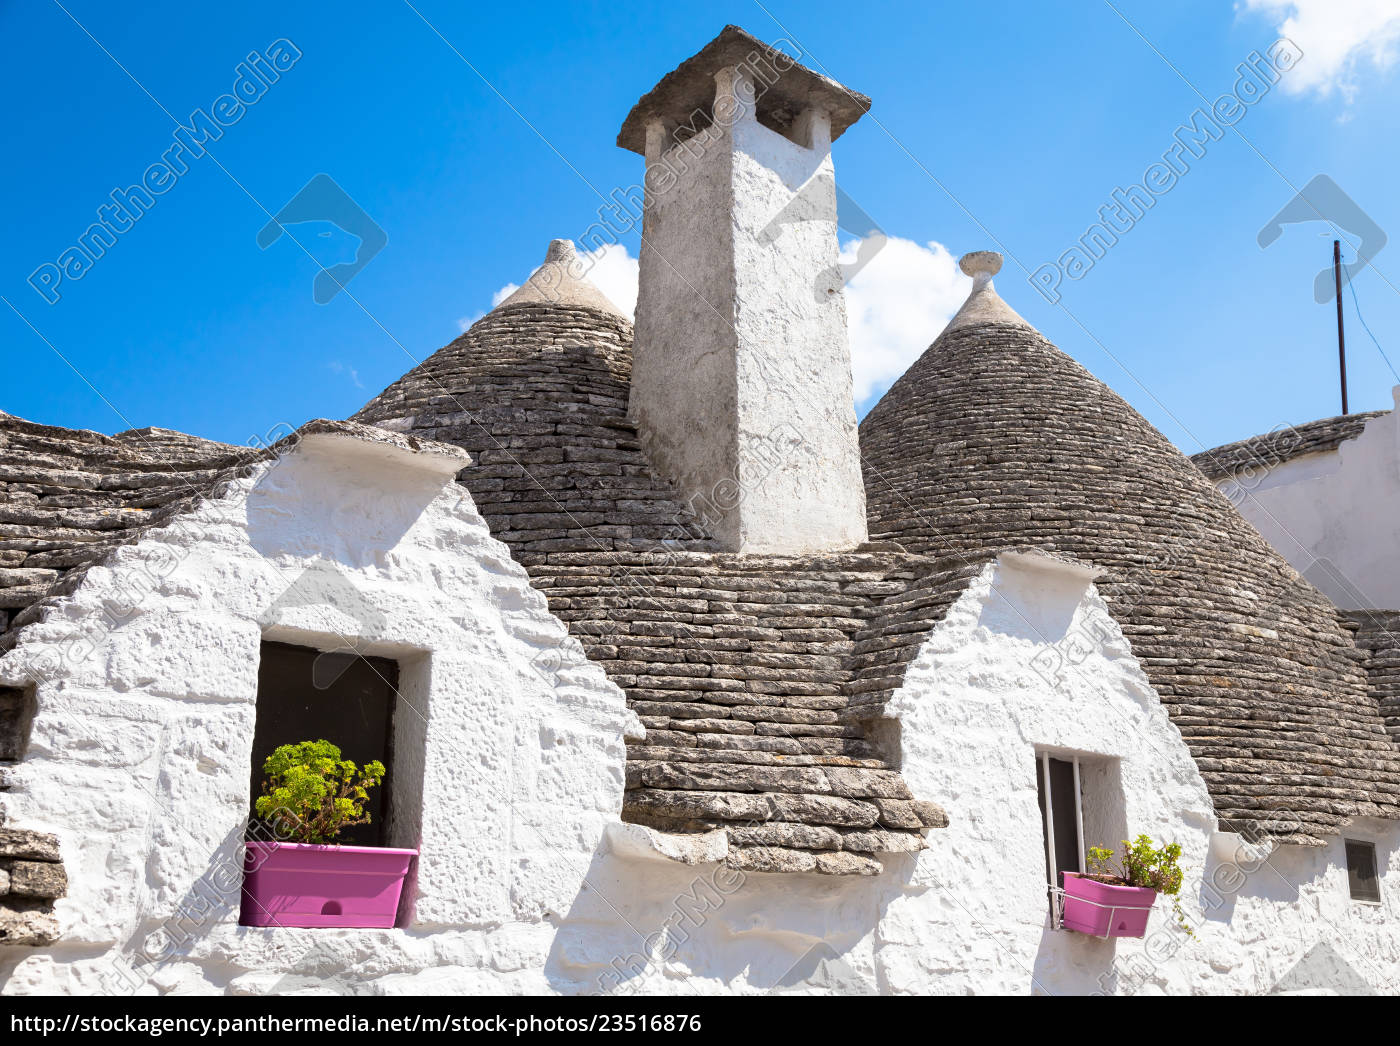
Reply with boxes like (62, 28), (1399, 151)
(1086, 834), (1194, 938)
(254, 739), (385, 845)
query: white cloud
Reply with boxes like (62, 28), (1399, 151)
(842, 236), (967, 405)
(457, 282), (518, 332)
(327, 360), (364, 389)
(473, 236), (968, 409)
(1242, 0), (1400, 101)
(575, 243), (639, 318)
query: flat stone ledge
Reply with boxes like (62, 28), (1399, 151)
(0, 901), (60, 946)
(0, 827), (60, 862)
(604, 820), (728, 866)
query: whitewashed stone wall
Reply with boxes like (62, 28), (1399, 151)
(1218, 388), (1400, 610)
(2, 467), (1396, 994)
(543, 553), (1400, 996)
(0, 431), (638, 995)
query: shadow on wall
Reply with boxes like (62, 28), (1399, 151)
(245, 446), (442, 567)
(543, 846), (920, 995)
(976, 560), (1084, 644)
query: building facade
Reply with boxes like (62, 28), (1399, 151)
(1, 26), (1397, 995)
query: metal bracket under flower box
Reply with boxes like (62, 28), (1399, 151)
(1049, 885), (1156, 940)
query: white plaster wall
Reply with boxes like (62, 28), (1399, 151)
(0, 433), (638, 995)
(727, 117), (867, 554)
(1218, 389), (1400, 609)
(631, 123), (740, 547)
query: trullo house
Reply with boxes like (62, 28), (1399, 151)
(1, 26), (1398, 996)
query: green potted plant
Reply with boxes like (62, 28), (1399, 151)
(1061, 834), (1191, 938)
(240, 739), (417, 928)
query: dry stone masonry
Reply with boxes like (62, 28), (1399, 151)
(5, 25), (1400, 993)
(356, 288), (950, 872)
(859, 269), (1400, 845)
(1191, 410), (1388, 481)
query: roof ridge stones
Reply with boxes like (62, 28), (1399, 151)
(1192, 410), (1388, 481)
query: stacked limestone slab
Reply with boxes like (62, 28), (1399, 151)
(0, 414), (248, 633)
(1342, 610), (1400, 742)
(0, 817), (64, 945)
(0, 684), (64, 945)
(522, 549), (948, 873)
(355, 303), (715, 553)
(860, 303), (1400, 845)
(356, 297), (952, 872)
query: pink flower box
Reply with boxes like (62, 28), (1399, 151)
(240, 841), (417, 928)
(1061, 872), (1157, 938)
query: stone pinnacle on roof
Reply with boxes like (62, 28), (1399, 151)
(943, 250), (1032, 335)
(492, 239), (627, 318)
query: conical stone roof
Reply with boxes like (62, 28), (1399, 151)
(859, 253), (1400, 844)
(354, 241), (710, 552)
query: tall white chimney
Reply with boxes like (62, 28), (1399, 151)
(618, 26), (870, 554)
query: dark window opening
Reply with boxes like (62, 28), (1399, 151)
(0, 685), (37, 762)
(250, 641), (399, 847)
(1345, 839), (1381, 904)
(1037, 753), (1083, 898)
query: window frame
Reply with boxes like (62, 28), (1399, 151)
(1344, 838), (1382, 905)
(1038, 751), (1086, 890)
(249, 640), (401, 848)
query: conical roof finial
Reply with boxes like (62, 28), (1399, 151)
(492, 239), (626, 318)
(943, 250), (1030, 334)
(959, 250), (1002, 281)
(544, 238), (576, 264)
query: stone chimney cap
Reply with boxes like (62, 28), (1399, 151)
(617, 25), (870, 155)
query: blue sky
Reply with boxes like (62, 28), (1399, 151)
(5, 0), (1400, 455)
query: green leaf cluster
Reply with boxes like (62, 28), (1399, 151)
(1086, 834), (1194, 937)
(254, 739), (385, 845)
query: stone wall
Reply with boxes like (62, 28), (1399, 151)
(5, 530), (1396, 993)
(541, 554), (1400, 995)
(0, 431), (637, 994)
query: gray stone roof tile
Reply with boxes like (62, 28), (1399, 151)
(355, 291), (952, 869)
(1191, 411), (1386, 480)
